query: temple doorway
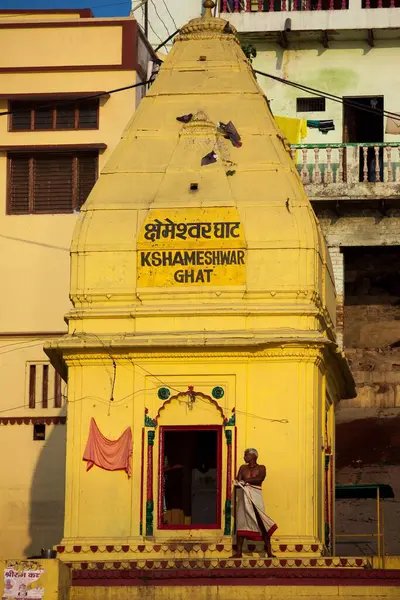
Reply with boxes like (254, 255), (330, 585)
(159, 426), (221, 529)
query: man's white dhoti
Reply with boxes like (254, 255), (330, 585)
(236, 483), (277, 540)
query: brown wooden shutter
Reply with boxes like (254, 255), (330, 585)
(10, 102), (32, 131)
(9, 155), (30, 214)
(29, 364), (36, 409)
(33, 153), (73, 213)
(77, 152), (97, 208)
(78, 100), (99, 129)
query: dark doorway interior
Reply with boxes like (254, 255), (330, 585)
(343, 96), (384, 182)
(161, 428), (220, 529)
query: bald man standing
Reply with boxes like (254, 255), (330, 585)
(232, 448), (277, 558)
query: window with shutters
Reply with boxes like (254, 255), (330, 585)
(7, 151), (98, 214)
(27, 362), (66, 410)
(9, 99), (99, 131)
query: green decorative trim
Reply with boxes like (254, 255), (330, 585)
(224, 499), (232, 536)
(146, 500), (154, 536)
(139, 521), (142, 536)
(224, 411), (236, 427)
(158, 387), (170, 401)
(225, 429), (232, 445)
(144, 410), (157, 428)
(212, 386), (224, 400)
(325, 455), (330, 471)
(291, 142), (400, 149)
(148, 430), (155, 446)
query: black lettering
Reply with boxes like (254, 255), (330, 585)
(174, 269), (184, 283)
(197, 251), (204, 266)
(185, 269), (195, 283)
(204, 250), (213, 266)
(238, 250), (245, 265)
(204, 269), (213, 282)
(152, 252), (162, 267)
(141, 252), (151, 267)
(162, 251), (173, 266)
(184, 251), (196, 266)
(220, 251), (231, 265)
(195, 270), (205, 283)
(172, 251), (184, 266)
(229, 251), (237, 265)
(213, 250), (220, 266)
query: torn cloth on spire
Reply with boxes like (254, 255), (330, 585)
(83, 418), (133, 477)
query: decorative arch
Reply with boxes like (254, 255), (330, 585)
(155, 388), (227, 423)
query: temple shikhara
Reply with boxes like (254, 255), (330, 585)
(29, 1), (398, 598)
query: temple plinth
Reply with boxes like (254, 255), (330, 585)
(46, 1), (355, 567)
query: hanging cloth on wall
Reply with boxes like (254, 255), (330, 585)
(274, 116), (307, 144)
(385, 116), (400, 134)
(83, 418), (133, 477)
(307, 120), (335, 134)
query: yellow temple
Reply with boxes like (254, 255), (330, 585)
(38, 2), (399, 598)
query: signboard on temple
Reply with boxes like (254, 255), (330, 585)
(137, 208), (246, 287)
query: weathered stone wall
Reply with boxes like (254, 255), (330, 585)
(317, 214), (400, 556)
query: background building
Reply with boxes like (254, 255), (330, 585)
(0, 9), (154, 558)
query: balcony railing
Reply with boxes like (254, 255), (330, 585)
(220, 0), (398, 11)
(290, 142), (400, 197)
(221, 0), (348, 12)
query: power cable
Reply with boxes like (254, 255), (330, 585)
(146, 14), (164, 44)
(149, 0), (170, 37)
(254, 69), (400, 122)
(161, 0), (178, 30)
(154, 28), (179, 52)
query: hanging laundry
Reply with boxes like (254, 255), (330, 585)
(385, 116), (400, 135)
(274, 116), (307, 144)
(83, 418), (133, 477)
(218, 121), (242, 147)
(307, 120), (335, 134)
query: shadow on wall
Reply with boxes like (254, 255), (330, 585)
(25, 422), (66, 557)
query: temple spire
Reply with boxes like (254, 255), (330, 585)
(203, 0), (215, 19)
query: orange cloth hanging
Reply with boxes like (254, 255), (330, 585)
(83, 418), (133, 477)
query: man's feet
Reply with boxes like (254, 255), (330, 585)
(230, 552), (243, 559)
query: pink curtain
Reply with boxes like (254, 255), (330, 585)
(83, 418), (133, 477)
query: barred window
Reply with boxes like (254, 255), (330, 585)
(8, 151), (98, 214)
(27, 363), (65, 409)
(296, 97), (326, 112)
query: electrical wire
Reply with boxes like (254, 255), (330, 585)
(154, 28), (179, 52)
(161, 0), (178, 30)
(254, 69), (400, 122)
(149, 0), (170, 37)
(146, 14), (164, 44)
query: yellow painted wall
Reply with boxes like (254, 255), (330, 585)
(0, 15), (152, 558)
(0, 424), (66, 558)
